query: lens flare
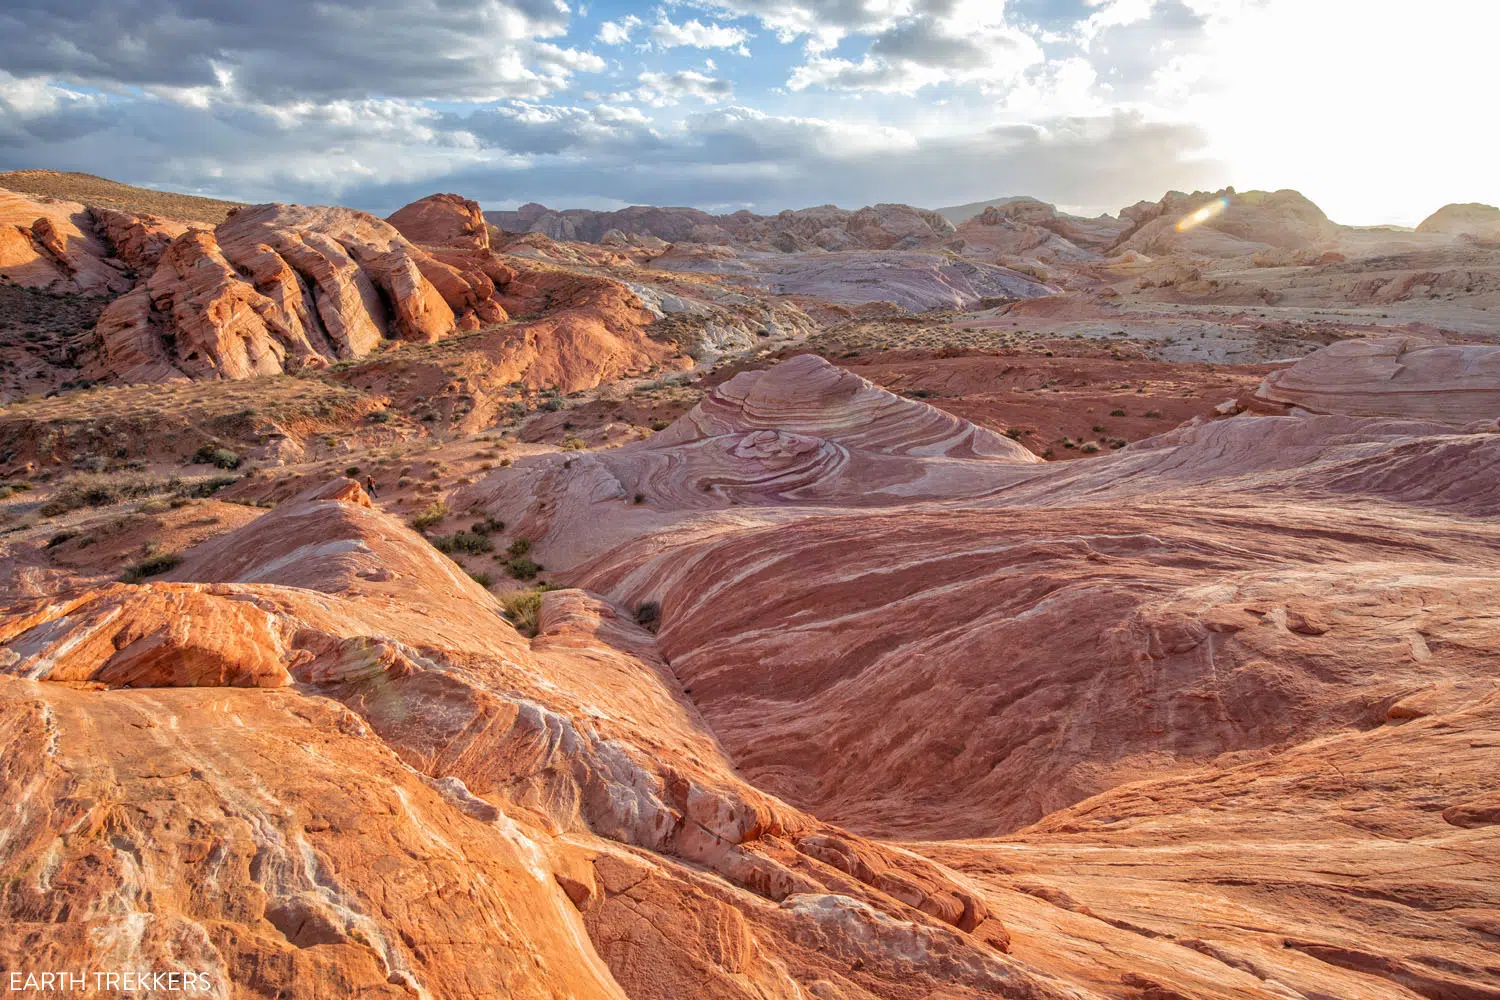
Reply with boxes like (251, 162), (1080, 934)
(1176, 196), (1230, 232)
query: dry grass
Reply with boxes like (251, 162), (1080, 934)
(0, 170), (243, 225)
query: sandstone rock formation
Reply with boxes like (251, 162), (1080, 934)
(1256, 336), (1500, 420)
(967, 198), (1127, 252)
(1, 476), (1084, 999)
(0, 188), (133, 295)
(1417, 201), (1500, 240)
(450, 351), (1500, 998)
(88, 203), (469, 381)
(76, 193), (685, 392)
(1115, 188), (1339, 257)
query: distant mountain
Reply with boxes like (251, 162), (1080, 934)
(486, 201), (959, 251)
(932, 196), (1040, 227)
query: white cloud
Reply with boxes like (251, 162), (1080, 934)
(628, 70), (736, 106)
(649, 16), (752, 50)
(596, 14), (642, 44)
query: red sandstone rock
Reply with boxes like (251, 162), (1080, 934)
(0, 188), (132, 294)
(84, 198), (526, 383)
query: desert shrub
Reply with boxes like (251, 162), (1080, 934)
(467, 569), (494, 588)
(471, 518), (504, 535)
(178, 476), (239, 499)
(505, 556), (541, 580)
(409, 501), (449, 530)
(45, 531), (76, 549)
(369, 410), (392, 423)
(1144, 409), (1164, 419)
(506, 538), (531, 557)
(1080, 442), (1101, 454)
(121, 552), (183, 583)
(433, 531), (494, 556)
(1110, 409), (1127, 417)
(649, 420), (668, 431)
(560, 437), (585, 451)
(1004, 428), (1025, 440)
(40, 477), (168, 516)
(543, 398), (565, 412)
(500, 587), (555, 637)
(635, 601), (661, 633)
(193, 445), (241, 469)
(345, 466), (360, 477)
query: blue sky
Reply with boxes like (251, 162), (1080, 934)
(0, 1), (1495, 225)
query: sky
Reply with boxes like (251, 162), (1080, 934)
(0, 0), (1494, 226)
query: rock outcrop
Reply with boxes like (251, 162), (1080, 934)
(85, 200), (521, 382)
(1115, 188), (1339, 257)
(0, 188), (133, 295)
(1255, 336), (1500, 420)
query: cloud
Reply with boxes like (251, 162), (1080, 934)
(596, 14), (643, 45)
(0, 0), (599, 102)
(787, 5), (1044, 94)
(628, 70), (736, 106)
(649, 17), (752, 51)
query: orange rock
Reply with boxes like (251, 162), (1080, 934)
(0, 188), (132, 294)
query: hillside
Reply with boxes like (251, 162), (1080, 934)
(0, 169), (244, 224)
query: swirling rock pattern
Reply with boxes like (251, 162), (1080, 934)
(458, 351), (1500, 999)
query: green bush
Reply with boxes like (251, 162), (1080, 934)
(467, 569), (494, 588)
(433, 531), (494, 556)
(505, 556), (541, 580)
